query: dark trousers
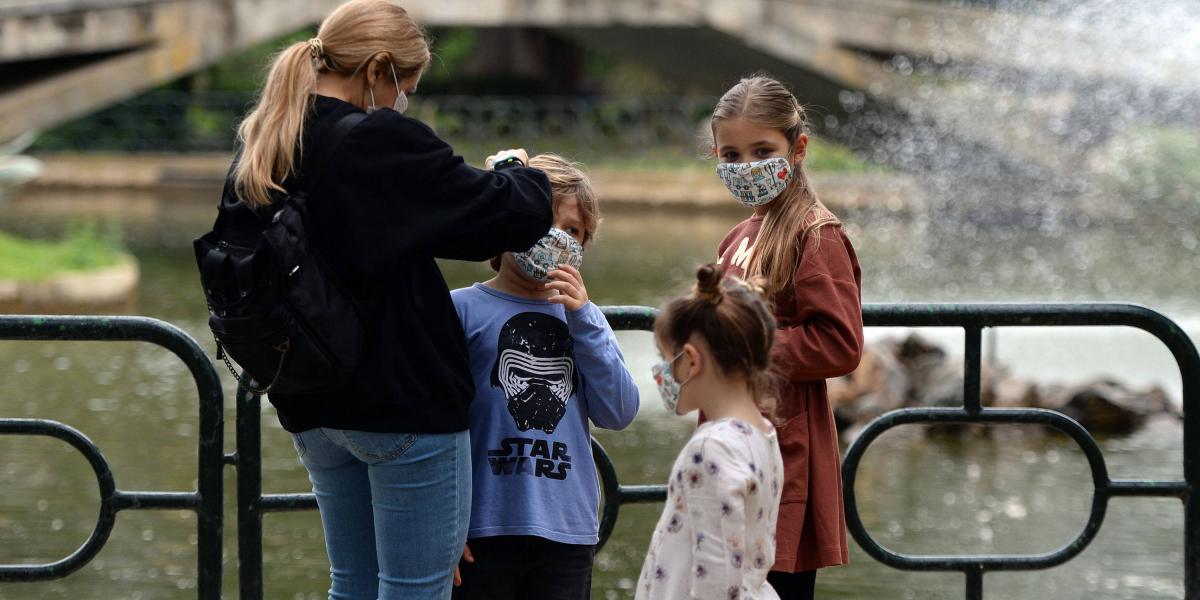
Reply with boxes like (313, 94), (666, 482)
(768, 570), (817, 600)
(452, 535), (595, 600)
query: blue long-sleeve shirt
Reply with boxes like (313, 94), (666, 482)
(452, 283), (640, 545)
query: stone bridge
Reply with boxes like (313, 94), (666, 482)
(2, 0), (1192, 180)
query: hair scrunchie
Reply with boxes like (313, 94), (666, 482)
(307, 38), (324, 59)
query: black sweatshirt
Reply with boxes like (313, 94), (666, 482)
(217, 95), (553, 433)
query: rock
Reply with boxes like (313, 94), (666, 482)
(895, 334), (963, 408)
(0, 257), (138, 314)
(830, 342), (909, 426)
(829, 335), (1179, 437)
(989, 376), (1041, 409)
(1045, 379), (1169, 435)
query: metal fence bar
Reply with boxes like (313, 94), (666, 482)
(235, 381), (264, 600)
(0, 419), (118, 581)
(843, 302), (1199, 598)
(2, 303), (1195, 599)
(0, 315), (224, 600)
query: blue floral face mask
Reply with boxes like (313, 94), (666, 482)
(716, 156), (794, 207)
(512, 227), (584, 283)
(651, 350), (693, 414)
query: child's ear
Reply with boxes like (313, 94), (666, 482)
(681, 342), (703, 381)
(712, 145), (719, 159)
(792, 134), (809, 165)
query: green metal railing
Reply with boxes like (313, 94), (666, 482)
(0, 316), (224, 599)
(843, 303), (1200, 599)
(2, 303), (1197, 599)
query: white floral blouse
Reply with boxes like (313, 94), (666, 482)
(636, 418), (784, 600)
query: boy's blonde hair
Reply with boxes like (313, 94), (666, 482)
(490, 153), (600, 270)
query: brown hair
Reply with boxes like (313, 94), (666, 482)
(654, 264), (779, 418)
(233, 0), (432, 209)
(710, 75), (840, 298)
(490, 153), (600, 270)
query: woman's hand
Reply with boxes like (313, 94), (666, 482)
(546, 264), (589, 312)
(453, 543), (474, 587)
(484, 148), (529, 170)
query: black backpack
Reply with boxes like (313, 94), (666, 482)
(193, 111), (367, 394)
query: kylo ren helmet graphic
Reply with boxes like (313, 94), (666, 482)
(490, 312), (577, 434)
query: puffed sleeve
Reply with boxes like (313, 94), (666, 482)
(680, 432), (754, 599)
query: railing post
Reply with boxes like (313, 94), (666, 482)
(236, 381), (265, 600)
(963, 325), (982, 416)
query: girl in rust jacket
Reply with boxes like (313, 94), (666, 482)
(708, 74), (864, 600)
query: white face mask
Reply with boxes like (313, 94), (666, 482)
(716, 156), (794, 207)
(367, 63), (408, 114)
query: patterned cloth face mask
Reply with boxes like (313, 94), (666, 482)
(512, 227), (584, 283)
(716, 156), (794, 207)
(651, 351), (693, 413)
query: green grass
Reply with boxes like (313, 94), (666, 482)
(0, 224), (126, 281)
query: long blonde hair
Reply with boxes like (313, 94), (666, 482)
(711, 75), (840, 298)
(234, 0), (431, 209)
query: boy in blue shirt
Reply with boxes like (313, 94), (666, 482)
(451, 154), (640, 600)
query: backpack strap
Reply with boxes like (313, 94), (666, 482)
(299, 110), (368, 196)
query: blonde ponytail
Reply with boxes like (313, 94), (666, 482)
(233, 0), (431, 210)
(234, 41), (316, 209)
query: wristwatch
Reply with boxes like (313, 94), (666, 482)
(492, 155), (525, 170)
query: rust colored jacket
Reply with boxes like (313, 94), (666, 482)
(715, 214), (864, 572)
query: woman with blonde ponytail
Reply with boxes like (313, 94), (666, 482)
(211, 1), (553, 598)
(709, 75), (864, 599)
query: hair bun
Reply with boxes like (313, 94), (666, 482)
(694, 263), (726, 305)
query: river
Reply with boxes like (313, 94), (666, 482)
(0, 186), (1196, 599)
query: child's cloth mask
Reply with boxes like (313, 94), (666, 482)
(716, 157), (794, 207)
(651, 351), (692, 414)
(512, 228), (584, 283)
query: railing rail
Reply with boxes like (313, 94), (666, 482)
(2, 303), (1196, 599)
(844, 303), (1199, 600)
(0, 315), (224, 600)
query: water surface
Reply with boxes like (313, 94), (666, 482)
(0, 189), (1194, 599)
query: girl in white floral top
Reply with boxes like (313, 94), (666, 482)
(639, 264), (785, 600)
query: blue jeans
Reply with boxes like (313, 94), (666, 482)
(293, 428), (471, 600)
